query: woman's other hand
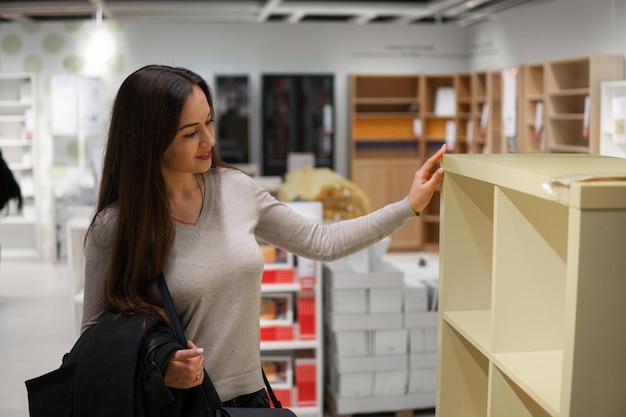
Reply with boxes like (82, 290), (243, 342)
(407, 144), (446, 214)
(163, 340), (205, 389)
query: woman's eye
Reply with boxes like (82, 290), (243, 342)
(206, 119), (215, 126)
(184, 131), (197, 138)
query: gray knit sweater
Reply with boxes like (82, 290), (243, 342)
(82, 167), (417, 402)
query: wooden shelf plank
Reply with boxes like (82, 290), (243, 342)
(443, 310), (491, 356)
(493, 350), (563, 416)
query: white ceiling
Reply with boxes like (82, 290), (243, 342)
(0, 0), (540, 27)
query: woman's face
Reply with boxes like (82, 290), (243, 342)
(161, 85), (215, 177)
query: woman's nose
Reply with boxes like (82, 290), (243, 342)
(201, 128), (215, 147)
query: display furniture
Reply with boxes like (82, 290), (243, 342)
(349, 75), (432, 251)
(0, 73), (38, 259)
(260, 201), (324, 417)
(437, 153), (626, 417)
(544, 55), (624, 154)
(261, 74), (334, 177)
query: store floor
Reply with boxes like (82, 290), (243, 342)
(0, 258), (435, 417)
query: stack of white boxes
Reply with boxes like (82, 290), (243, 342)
(323, 244), (439, 415)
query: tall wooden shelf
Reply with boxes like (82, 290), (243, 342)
(423, 74), (455, 148)
(349, 75), (423, 251)
(545, 55), (624, 154)
(349, 55), (624, 252)
(437, 154), (626, 417)
(520, 62), (546, 153)
(454, 73), (472, 153)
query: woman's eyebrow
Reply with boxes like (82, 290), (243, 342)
(178, 122), (199, 131)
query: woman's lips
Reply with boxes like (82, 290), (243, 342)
(198, 151), (212, 161)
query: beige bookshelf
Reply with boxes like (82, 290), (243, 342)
(437, 153), (626, 417)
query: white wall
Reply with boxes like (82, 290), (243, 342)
(469, 0), (626, 69)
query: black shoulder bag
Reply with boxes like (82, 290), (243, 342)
(157, 274), (297, 417)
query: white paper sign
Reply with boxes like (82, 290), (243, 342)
(534, 101), (544, 139)
(413, 118), (423, 138)
(445, 120), (456, 150)
(612, 96), (626, 144)
(50, 75), (78, 137)
(466, 119), (474, 145)
(503, 68), (518, 137)
(78, 77), (103, 133)
(434, 87), (456, 117)
(583, 95), (590, 139)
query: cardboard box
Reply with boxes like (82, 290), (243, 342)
(323, 262), (405, 290)
(423, 278), (439, 311)
(330, 330), (369, 357)
(404, 311), (437, 328)
(373, 369), (408, 396)
(329, 393), (407, 415)
(332, 372), (373, 398)
(424, 327), (437, 352)
(409, 352), (437, 369)
(408, 368), (437, 393)
(328, 350), (408, 373)
(405, 392), (437, 410)
(369, 288), (403, 314)
(327, 313), (404, 331)
(373, 329), (408, 356)
(326, 287), (367, 314)
(403, 278), (429, 313)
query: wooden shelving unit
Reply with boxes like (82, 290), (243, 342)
(0, 73), (39, 259)
(454, 73), (472, 154)
(423, 74), (455, 150)
(349, 55), (624, 252)
(470, 71), (489, 154)
(519, 62), (546, 153)
(485, 70), (505, 154)
(545, 55), (624, 154)
(349, 75), (423, 251)
(437, 153), (626, 417)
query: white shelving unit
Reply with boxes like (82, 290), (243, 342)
(437, 154), (626, 417)
(260, 201), (324, 417)
(0, 73), (38, 259)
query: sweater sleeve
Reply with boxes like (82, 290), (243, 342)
(254, 185), (417, 262)
(81, 208), (116, 333)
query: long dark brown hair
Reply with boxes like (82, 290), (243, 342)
(87, 65), (230, 322)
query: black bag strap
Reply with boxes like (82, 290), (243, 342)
(157, 273), (223, 413)
(262, 367), (282, 408)
(157, 273), (187, 347)
(157, 273), (282, 409)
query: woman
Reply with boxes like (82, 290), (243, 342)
(83, 64), (445, 410)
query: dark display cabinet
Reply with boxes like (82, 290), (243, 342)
(215, 75), (250, 164)
(262, 74), (334, 176)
